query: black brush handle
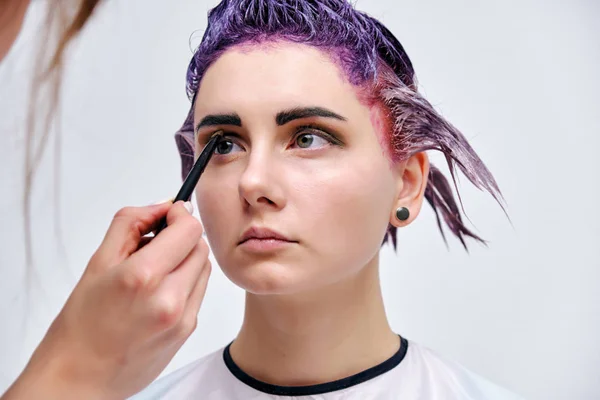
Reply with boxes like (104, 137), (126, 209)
(154, 132), (223, 235)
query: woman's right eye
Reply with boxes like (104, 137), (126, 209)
(215, 139), (242, 155)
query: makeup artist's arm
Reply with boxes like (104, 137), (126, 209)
(1, 201), (211, 400)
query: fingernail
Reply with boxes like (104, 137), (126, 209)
(184, 201), (194, 214)
(151, 197), (174, 205)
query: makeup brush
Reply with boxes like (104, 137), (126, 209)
(154, 130), (224, 234)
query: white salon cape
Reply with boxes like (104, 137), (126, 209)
(130, 336), (524, 399)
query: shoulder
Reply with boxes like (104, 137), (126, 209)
(399, 340), (525, 400)
(128, 347), (228, 400)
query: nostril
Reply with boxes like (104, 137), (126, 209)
(257, 197), (275, 205)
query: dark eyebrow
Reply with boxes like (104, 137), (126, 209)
(276, 107), (347, 126)
(195, 107), (346, 133)
(195, 113), (242, 133)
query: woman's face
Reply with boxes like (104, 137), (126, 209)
(194, 42), (400, 295)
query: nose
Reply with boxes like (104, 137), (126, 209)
(238, 149), (286, 211)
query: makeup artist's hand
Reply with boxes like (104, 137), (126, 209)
(2, 201), (211, 400)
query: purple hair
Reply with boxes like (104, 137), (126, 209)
(175, 0), (505, 250)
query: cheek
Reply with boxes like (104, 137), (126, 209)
(195, 174), (238, 246)
(294, 156), (395, 256)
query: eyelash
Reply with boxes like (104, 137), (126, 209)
(292, 124), (343, 147)
(199, 125), (343, 151)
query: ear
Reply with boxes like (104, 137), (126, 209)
(389, 152), (430, 227)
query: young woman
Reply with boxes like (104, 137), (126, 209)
(1, 1), (522, 399)
(130, 0), (520, 398)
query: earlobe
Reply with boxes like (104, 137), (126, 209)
(389, 152), (430, 227)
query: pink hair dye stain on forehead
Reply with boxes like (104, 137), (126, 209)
(369, 105), (396, 164)
(354, 83), (398, 165)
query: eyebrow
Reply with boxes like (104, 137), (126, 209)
(195, 106), (347, 133)
(195, 113), (242, 133)
(275, 107), (347, 125)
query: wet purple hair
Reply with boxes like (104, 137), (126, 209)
(174, 0), (504, 250)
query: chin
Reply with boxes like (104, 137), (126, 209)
(221, 259), (315, 295)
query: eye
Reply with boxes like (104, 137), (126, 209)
(214, 138), (243, 155)
(291, 132), (331, 150)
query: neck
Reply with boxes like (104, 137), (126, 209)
(229, 253), (400, 386)
(0, 0), (31, 62)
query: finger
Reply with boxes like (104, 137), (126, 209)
(143, 240), (209, 329)
(151, 257), (212, 344)
(165, 201), (195, 228)
(181, 257), (212, 330)
(160, 238), (209, 300)
(91, 202), (172, 268)
(153, 200), (193, 235)
(126, 202), (203, 280)
(188, 257), (211, 310)
(136, 236), (154, 252)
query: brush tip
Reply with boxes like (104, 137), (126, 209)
(211, 130), (224, 139)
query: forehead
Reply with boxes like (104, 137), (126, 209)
(193, 42), (366, 118)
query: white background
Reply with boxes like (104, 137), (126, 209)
(0, 1), (598, 399)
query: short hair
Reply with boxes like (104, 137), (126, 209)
(175, 0), (504, 250)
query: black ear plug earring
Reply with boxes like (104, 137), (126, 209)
(396, 207), (410, 221)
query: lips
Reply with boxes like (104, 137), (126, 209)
(238, 227), (296, 244)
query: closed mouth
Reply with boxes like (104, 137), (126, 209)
(238, 227), (297, 245)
